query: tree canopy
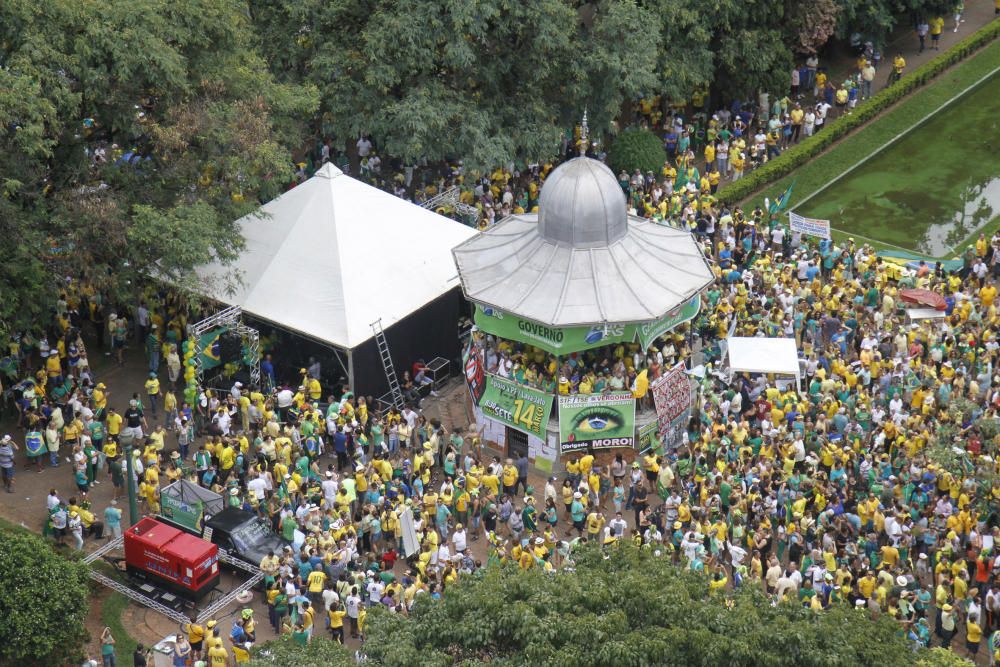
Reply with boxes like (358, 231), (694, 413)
(256, 545), (947, 667)
(0, 0), (317, 332)
(0, 0), (965, 329)
(0, 529), (90, 666)
(251, 0), (659, 170)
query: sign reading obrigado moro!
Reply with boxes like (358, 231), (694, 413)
(478, 374), (554, 438)
(558, 393), (636, 454)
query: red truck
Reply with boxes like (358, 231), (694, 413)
(123, 517), (220, 600)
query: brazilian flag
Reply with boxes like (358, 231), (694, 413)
(768, 181), (794, 216)
(197, 328), (253, 371)
(198, 328), (224, 370)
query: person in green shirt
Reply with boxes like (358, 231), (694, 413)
(267, 587), (288, 633)
(280, 512), (297, 542)
(291, 623), (309, 646)
(83, 441), (99, 485)
(719, 478), (732, 509)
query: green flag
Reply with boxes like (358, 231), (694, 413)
(768, 181), (794, 216)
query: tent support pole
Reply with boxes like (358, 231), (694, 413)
(347, 348), (356, 394)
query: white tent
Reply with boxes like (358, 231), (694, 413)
(905, 307), (947, 322)
(196, 163), (477, 351)
(726, 337), (801, 390)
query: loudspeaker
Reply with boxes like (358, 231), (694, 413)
(219, 332), (242, 363)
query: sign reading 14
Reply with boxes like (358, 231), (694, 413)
(512, 399), (540, 429)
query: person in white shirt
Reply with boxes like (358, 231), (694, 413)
(247, 473), (267, 503)
(322, 585), (339, 612)
(322, 471), (339, 505)
(356, 136), (372, 158)
(452, 526), (467, 553)
(608, 513), (628, 538)
(344, 588), (362, 638)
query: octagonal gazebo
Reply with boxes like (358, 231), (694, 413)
(452, 155), (714, 467)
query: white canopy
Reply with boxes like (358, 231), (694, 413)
(196, 164), (477, 349)
(727, 337), (801, 380)
(905, 307), (947, 321)
(452, 158), (714, 327)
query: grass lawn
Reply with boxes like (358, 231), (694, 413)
(746, 37), (1000, 257)
(101, 587), (141, 664)
(797, 73), (999, 257)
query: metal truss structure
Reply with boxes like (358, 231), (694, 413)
(420, 187), (480, 226)
(190, 305), (261, 388)
(85, 534), (264, 625)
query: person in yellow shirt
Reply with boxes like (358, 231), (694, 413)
(929, 16), (944, 49)
(966, 617), (982, 654)
(585, 510), (605, 538)
(92, 382), (109, 418)
(307, 375), (322, 402)
(890, 53), (906, 83)
(183, 619), (206, 661)
(979, 283), (997, 307)
(328, 602), (347, 643)
(232, 640), (251, 664)
(218, 441), (236, 482)
(307, 568), (327, 598)
(145, 372), (160, 417)
(501, 459), (518, 494)
(207, 638), (228, 667)
(858, 571), (877, 599)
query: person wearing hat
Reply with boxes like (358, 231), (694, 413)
(92, 382), (109, 421)
(940, 603), (957, 649)
(68, 508), (84, 550)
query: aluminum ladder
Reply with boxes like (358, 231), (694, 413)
(371, 319), (405, 410)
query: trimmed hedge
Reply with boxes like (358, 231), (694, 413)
(608, 128), (668, 176)
(717, 19), (1000, 205)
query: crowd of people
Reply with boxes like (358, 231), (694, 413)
(1, 31), (997, 664)
(3, 213), (999, 666)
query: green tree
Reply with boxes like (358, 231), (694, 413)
(248, 636), (353, 666)
(0, 530), (90, 666)
(641, 0), (717, 103)
(250, 0), (658, 170)
(608, 129), (667, 176)
(282, 545), (931, 666)
(916, 648), (975, 666)
(0, 0), (318, 332)
(835, 0), (955, 47)
(709, 0), (796, 101)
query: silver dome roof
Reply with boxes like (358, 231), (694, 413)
(538, 157), (627, 248)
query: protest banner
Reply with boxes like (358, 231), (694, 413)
(636, 295), (701, 350)
(477, 374), (553, 439)
(637, 421), (662, 455)
(474, 296), (701, 356)
(160, 494), (205, 532)
(650, 362), (693, 449)
(462, 342), (487, 403)
(788, 211), (831, 240)
(558, 393), (636, 454)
